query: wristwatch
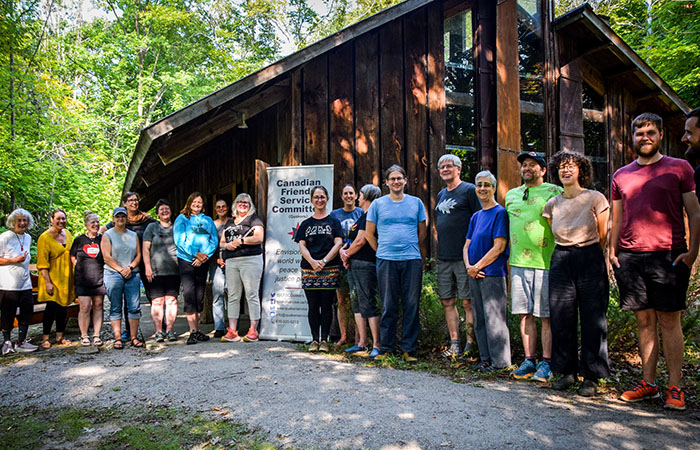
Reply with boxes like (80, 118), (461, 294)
(322, 258), (327, 264)
(473, 264), (480, 271)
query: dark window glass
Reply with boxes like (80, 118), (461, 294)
(582, 83), (607, 194)
(444, 10), (477, 180)
(518, 0), (545, 153)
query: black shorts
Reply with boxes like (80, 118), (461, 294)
(613, 249), (690, 312)
(149, 275), (181, 298)
(75, 284), (107, 297)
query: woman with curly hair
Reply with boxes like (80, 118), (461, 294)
(542, 151), (610, 397)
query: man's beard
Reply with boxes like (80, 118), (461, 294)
(634, 141), (661, 157)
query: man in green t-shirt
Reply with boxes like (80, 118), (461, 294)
(505, 152), (562, 382)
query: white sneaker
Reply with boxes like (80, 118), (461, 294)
(2, 340), (15, 355)
(15, 340), (38, 353)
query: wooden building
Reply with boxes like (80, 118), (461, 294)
(123, 0), (689, 256)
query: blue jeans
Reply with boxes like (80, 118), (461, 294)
(376, 258), (422, 355)
(210, 265), (227, 330)
(104, 270), (142, 321)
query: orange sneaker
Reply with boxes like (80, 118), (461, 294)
(620, 380), (660, 402)
(221, 328), (242, 342)
(243, 328), (258, 342)
(664, 386), (686, 410)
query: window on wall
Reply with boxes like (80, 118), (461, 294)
(518, 0), (546, 154)
(444, 9), (478, 183)
(582, 83), (607, 195)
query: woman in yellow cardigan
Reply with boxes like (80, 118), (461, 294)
(37, 209), (75, 348)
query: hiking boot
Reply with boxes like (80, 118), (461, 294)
(664, 386), (686, 410)
(213, 329), (226, 338)
(319, 341), (330, 352)
(552, 374), (576, 391)
(222, 328), (242, 342)
(2, 341), (14, 356)
(511, 359), (537, 380)
(166, 331), (178, 342)
(243, 328), (259, 342)
(194, 331), (210, 342)
(578, 379), (597, 397)
(154, 332), (165, 343)
(532, 361), (553, 382)
(442, 343), (461, 359)
(186, 333), (198, 345)
(620, 380), (660, 402)
(402, 352), (418, 363)
(308, 341), (320, 352)
(15, 341), (38, 353)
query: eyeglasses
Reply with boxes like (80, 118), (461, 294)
(439, 164), (457, 170)
(126, 198), (138, 203)
(475, 182), (493, 188)
(388, 177), (405, 182)
(236, 201), (249, 205)
(522, 187), (530, 201)
(312, 195), (327, 200)
(559, 164), (578, 172)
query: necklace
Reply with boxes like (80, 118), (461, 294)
(13, 232), (26, 252)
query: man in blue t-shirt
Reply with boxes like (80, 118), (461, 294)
(366, 165), (427, 362)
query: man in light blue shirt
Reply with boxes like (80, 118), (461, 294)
(366, 165), (427, 361)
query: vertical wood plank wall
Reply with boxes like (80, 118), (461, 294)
(292, 2), (447, 256)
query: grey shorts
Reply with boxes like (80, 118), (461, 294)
(437, 259), (471, 300)
(510, 266), (549, 318)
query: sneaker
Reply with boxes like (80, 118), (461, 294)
(319, 341), (330, 352)
(166, 331), (178, 342)
(552, 374), (576, 391)
(242, 328), (259, 342)
(620, 380), (660, 402)
(308, 341), (320, 352)
(194, 331), (210, 342)
(664, 386), (686, 410)
(15, 341), (38, 353)
(532, 361), (553, 382)
(511, 359), (537, 380)
(186, 333), (198, 345)
(442, 343), (461, 359)
(473, 361), (495, 372)
(213, 329), (226, 338)
(154, 332), (165, 343)
(368, 348), (381, 359)
(402, 352), (418, 363)
(221, 328), (242, 342)
(345, 344), (369, 354)
(2, 341), (15, 356)
(578, 379), (597, 397)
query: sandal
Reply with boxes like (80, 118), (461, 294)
(40, 340), (51, 349)
(55, 337), (71, 346)
(131, 338), (144, 348)
(113, 339), (124, 350)
(80, 336), (91, 347)
(92, 336), (103, 346)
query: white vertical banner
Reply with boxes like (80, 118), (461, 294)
(260, 164), (334, 341)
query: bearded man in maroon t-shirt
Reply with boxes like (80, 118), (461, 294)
(609, 112), (700, 411)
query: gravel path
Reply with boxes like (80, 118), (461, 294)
(1, 336), (699, 449)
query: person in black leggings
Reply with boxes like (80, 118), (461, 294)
(0, 208), (38, 354)
(295, 186), (344, 352)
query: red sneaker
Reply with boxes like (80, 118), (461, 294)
(221, 328), (242, 342)
(664, 386), (686, 410)
(620, 380), (660, 402)
(243, 328), (258, 342)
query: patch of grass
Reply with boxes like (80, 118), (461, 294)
(0, 405), (278, 450)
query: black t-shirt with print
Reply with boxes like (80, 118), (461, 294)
(221, 214), (264, 260)
(70, 234), (105, 287)
(294, 215), (343, 269)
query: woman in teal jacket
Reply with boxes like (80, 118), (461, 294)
(174, 192), (218, 345)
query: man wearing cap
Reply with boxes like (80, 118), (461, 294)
(505, 152), (562, 381)
(435, 154), (481, 357)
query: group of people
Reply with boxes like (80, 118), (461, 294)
(1, 108), (699, 411)
(294, 110), (699, 413)
(0, 191), (266, 352)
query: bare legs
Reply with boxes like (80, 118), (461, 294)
(78, 295), (103, 338)
(635, 309), (684, 387)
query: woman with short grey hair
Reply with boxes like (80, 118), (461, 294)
(220, 193), (265, 342)
(463, 170), (511, 371)
(340, 184), (383, 358)
(1, 209), (38, 354)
